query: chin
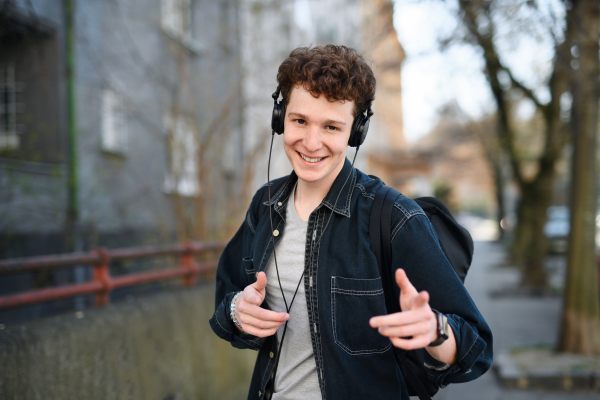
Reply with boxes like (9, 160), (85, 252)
(293, 162), (340, 185)
(296, 172), (325, 184)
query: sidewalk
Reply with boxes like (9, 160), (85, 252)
(432, 241), (599, 400)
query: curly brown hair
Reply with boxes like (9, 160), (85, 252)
(276, 45), (376, 119)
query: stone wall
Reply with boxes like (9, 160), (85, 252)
(0, 282), (256, 400)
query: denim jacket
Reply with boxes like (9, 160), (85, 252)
(209, 158), (493, 400)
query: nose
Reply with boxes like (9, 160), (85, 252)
(302, 125), (322, 152)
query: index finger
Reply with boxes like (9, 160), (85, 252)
(396, 268), (417, 296)
(246, 304), (289, 322)
(369, 309), (429, 328)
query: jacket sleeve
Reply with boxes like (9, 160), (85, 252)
(208, 190), (268, 351)
(391, 213), (493, 388)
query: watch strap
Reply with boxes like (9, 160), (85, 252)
(428, 309), (448, 347)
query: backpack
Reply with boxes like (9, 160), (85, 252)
(258, 178), (474, 399)
(370, 182), (474, 400)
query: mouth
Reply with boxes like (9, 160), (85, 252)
(298, 152), (326, 164)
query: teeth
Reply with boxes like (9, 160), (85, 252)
(300, 153), (324, 163)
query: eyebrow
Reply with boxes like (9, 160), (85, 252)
(288, 112), (347, 126)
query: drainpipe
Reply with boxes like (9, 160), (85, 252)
(65, 0), (78, 239)
(65, 0), (86, 309)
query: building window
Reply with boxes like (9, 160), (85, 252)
(101, 87), (127, 154)
(0, 65), (20, 150)
(161, 0), (191, 40)
(164, 114), (199, 197)
(160, 0), (202, 54)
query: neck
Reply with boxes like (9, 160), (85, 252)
(293, 160), (346, 221)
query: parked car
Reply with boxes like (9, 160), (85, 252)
(544, 206), (569, 253)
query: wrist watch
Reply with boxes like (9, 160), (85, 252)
(428, 309), (448, 347)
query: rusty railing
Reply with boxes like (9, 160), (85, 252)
(0, 241), (226, 310)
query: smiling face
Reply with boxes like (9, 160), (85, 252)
(283, 85), (355, 189)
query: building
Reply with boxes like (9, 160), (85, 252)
(0, 0), (245, 321)
(0, 0), (244, 256)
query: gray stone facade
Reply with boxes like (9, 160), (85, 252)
(0, 0), (244, 257)
(0, 0), (245, 322)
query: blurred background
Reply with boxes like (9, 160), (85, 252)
(0, 0), (599, 399)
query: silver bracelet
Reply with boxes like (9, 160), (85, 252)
(230, 291), (243, 330)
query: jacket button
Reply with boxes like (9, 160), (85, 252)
(277, 202), (282, 206)
(270, 352), (274, 358)
(259, 390), (262, 396)
(273, 230), (279, 237)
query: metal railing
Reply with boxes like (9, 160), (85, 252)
(0, 241), (226, 310)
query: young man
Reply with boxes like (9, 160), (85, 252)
(209, 45), (492, 400)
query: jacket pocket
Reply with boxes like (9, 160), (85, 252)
(331, 276), (392, 355)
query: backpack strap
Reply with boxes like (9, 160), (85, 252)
(377, 186), (402, 316)
(370, 182), (400, 312)
(368, 185), (386, 269)
(369, 185), (393, 312)
(371, 183), (433, 400)
(380, 186), (398, 299)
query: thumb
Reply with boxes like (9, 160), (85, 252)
(411, 291), (430, 310)
(395, 268), (417, 296)
(253, 271), (268, 292)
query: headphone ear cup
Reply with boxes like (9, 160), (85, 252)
(271, 101), (286, 135)
(348, 114), (370, 147)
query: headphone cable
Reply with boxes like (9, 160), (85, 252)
(267, 131), (289, 311)
(265, 132), (360, 396)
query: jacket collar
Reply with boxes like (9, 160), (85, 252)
(264, 158), (356, 218)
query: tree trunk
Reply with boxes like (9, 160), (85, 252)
(557, 0), (600, 355)
(478, 128), (506, 240)
(492, 160), (505, 240)
(511, 179), (553, 290)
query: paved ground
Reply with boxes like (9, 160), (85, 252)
(431, 241), (599, 400)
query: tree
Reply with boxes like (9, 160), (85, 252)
(557, 0), (600, 355)
(455, 0), (572, 290)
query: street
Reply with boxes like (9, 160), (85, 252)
(433, 241), (599, 400)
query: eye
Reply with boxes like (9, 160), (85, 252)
(295, 119), (306, 125)
(327, 125), (339, 131)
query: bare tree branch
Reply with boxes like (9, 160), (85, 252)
(458, 0), (525, 186)
(502, 67), (546, 110)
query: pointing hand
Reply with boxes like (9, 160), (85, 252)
(369, 269), (437, 350)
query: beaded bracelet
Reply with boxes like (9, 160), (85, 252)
(230, 291), (243, 330)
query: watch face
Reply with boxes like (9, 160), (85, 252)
(440, 315), (449, 339)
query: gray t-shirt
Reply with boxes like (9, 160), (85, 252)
(265, 185), (321, 399)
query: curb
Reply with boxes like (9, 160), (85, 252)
(494, 351), (600, 392)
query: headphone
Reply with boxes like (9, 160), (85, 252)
(271, 86), (374, 147)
